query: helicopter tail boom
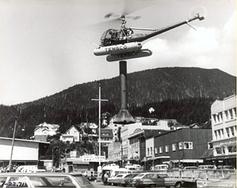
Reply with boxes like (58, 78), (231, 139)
(128, 14), (204, 43)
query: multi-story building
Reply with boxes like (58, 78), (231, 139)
(153, 128), (212, 168)
(107, 142), (122, 162)
(210, 95), (236, 167)
(128, 129), (167, 163)
(107, 117), (183, 164)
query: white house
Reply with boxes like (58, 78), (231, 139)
(34, 122), (60, 141)
(60, 125), (82, 143)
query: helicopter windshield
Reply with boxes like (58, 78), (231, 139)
(100, 29), (120, 46)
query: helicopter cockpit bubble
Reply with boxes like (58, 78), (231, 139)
(100, 28), (134, 47)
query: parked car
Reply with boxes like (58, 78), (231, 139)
(132, 172), (197, 188)
(107, 173), (129, 186)
(0, 172), (95, 188)
(198, 165), (217, 170)
(183, 166), (198, 170)
(197, 174), (236, 188)
(217, 165), (235, 170)
(120, 173), (140, 187)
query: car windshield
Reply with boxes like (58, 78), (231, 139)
(136, 173), (145, 178)
(29, 176), (76, 188)
(71, 174), (91, 185)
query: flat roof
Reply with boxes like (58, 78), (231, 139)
(0, 137), (49, 144)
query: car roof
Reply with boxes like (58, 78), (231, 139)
(0, 173), (72, 176)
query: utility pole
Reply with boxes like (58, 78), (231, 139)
(91, 84), (108, 174)
(8, 119), (17, 172)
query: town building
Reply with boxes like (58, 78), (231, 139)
(209, 95), (236, 167)
(107, 117), (184, 164)
(151, 128), (212, 169)
(128, 128), (168, 163)
(0, 137), (49, 169)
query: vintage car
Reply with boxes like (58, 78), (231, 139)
(0, 172), (94, 188)
(107, 173), (129, 186)
(121, 173), (140, 187)
(132, 172), (197, 188)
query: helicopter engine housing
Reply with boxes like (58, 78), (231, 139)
(93, 42), (142, 56)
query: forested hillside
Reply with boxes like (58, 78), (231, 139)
(0, 67), (235, 138)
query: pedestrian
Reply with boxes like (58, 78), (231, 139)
(103, 172), (109, 185)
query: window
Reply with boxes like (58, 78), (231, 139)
(221, 129), (224, 137)
(214, 131), (218, 139)
(230, 109), (234, 119)
(226, 128), (230, 137)
(225, 110), (229, 120)
(234, 108), (237, 117)
(219, 112), (223, 121)
(147, 148), (149, 156)
(213, 114), (217, 123)
(150, 147), (153, 155)
(178, 142), (183, 150)
(230, 127), (235, 136)
(183, 142), (193, 149)
(227, 145), (236, 153)
(154, 147), (158, 154)
(172, 143), (176, 151)
(159, 146), (163, 153)
(215, 147), (222, 154)
(208, 142), (213, 149)
(165, 145), (169, 152)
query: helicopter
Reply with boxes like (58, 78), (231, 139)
(93, 13), (204, 58)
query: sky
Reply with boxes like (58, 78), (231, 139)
(0, 0), (236, 105)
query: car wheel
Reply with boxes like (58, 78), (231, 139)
(175, 182), (182, 188)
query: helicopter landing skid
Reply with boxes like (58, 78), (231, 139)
(106, 49), (152, 62)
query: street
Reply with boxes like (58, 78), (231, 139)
(91, 181), (168, 188)
(92, 181), (132, 188)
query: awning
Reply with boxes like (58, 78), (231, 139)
(171, 159), (203, 163)
(147, 156), (170, 161)
(205, 154), (236, 161)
